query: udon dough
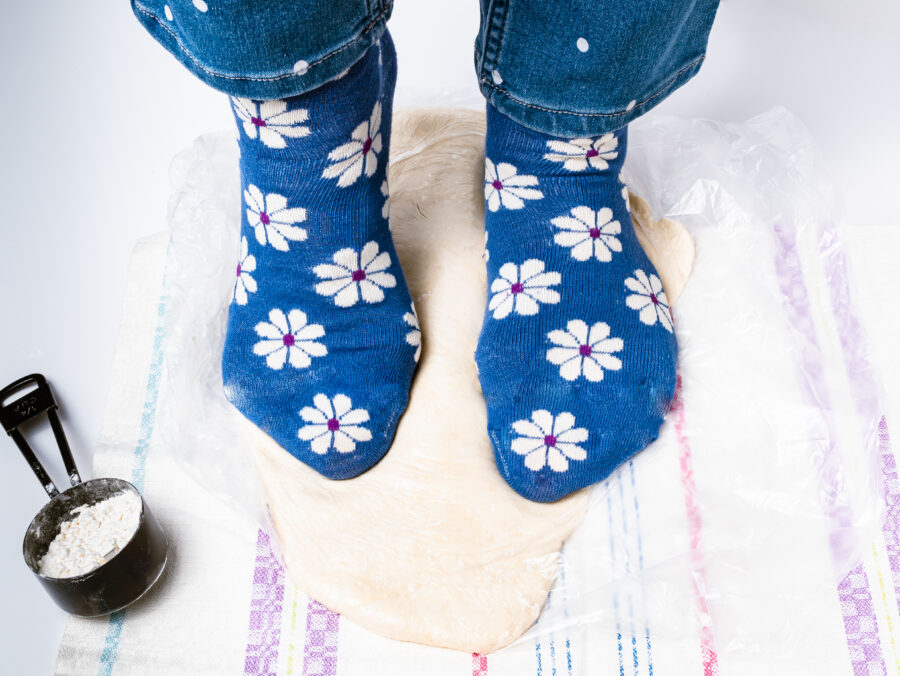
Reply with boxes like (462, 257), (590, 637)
(247, 109), (695, 653)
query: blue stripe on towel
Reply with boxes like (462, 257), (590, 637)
(559, 553), (574, 675)
(607, 486), (625, 676)
(629, 460), (654, 676)
(616, 470), (639, 675)
(96, 266), (168, 676)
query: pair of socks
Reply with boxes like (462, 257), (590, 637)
(222, 33), (677, 501)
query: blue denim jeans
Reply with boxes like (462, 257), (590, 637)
(132, 0), (718, 137)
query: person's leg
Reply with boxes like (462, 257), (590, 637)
(474, 0), (719, 501)
(134, 2), (418, 479)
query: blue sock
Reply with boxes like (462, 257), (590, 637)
(222, 33), (418, 480)
(477, 105), (678, 502)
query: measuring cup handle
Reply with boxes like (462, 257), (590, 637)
(0, 374), (82, 497)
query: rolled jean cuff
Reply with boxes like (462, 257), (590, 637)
(475, 0), (719, 138)
(131, 0), (392, 100)
(479, 55), (706, 139)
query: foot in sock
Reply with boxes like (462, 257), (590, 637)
(222, 33), (418, 480)
(476, 105), (677, 502)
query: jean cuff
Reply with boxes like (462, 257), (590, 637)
(478, 55), (706, 139)
(132, 1), (391, 100)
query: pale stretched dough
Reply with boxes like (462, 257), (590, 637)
(248, 109), (694, 653)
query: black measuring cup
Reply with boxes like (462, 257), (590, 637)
(1, 374), (168, 616)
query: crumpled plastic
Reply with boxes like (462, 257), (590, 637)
(156, 106), (883, 668)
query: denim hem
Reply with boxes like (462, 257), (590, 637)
(478, 55), (706, 138)
(475, 0), (510, 80)
(132, 1), (391, 100)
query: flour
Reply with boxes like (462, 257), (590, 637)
(38, 491), (142, 579)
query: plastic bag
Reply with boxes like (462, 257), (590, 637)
(530, 109), (885, 672)
(156, 107), (883, 670)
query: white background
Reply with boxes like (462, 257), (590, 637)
(1, 1), (898, 673)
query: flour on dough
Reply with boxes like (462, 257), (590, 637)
(249, 109), (695, 653)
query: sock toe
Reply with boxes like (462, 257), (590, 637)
(487, 361), (675, 502)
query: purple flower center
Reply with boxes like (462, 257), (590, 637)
(352, 269), (367, 282)
(492, 179), (503, 191)
(236, 264), (242, 277)
(544, 434), (557, 447)
(327, 418), (340, 432)
(589, 227), (601, 239)
(510, 282), (524, 295)
(259, 211), (270, 225)
(250, 117), (266, 127)
(362, 137), (373, 155)
(579, 344), (592, 357)
(650, 293), (659, 305)
(282, 334), (295, 347)
(585, 148), (599, 158)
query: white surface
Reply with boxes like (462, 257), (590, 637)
(0, 1), (896, 673)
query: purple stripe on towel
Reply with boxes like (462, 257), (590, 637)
(772, 223), (886, 674)
(819, 225), (900, 589)
(818, 222), (900, 676)
(878, 418), (900, 597)
(838, 568), (888, 676)
(244, 530), (286, 676)
(773, 224), (856, 548)
(302, 599), (339, 676)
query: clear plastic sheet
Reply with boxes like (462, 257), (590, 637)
(156, 107), (884, 669)
(532, 109), (885, 672)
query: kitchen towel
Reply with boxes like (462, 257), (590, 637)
(55, 109), (893, 675)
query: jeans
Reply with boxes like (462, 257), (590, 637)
(132, 0), (719, 137)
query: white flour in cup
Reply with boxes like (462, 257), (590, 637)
(38, 491), (142, 578)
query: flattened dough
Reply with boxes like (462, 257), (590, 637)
(249, 109), (695, 653)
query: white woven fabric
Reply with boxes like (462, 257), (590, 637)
(55, 109), (890, 675)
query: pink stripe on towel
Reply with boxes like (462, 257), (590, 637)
(672, 374), (720, 675)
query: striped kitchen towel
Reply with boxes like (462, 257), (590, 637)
(55, 110), (893, 675)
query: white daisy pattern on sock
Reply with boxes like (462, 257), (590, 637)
(551, 206), (622, 262)
(244, 185), (307, 252)
(404, 303), (421, 362)
(543, 134), (618, 172)
(619, 171), (631, 212)
(322, 101), (383, 187)
(231, 98), (310, 149)
(625, 270), (674, 332)
(233, 236), (257, 306)
(489, 259), (561, 319)
(546, 320), (623, 382)
(298, 394), (372, 455)
(252, 309), (327, 370)
(511, 410), (588, 472)
(484, 160), (543, 211)
(313, 241), (397, 307)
